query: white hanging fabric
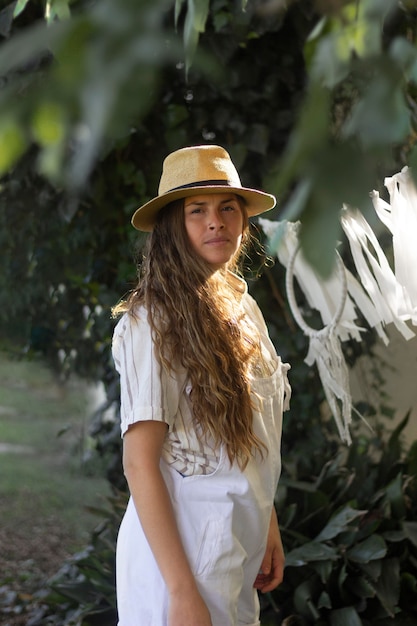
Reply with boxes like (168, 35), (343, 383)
(259, 165), (417, 443)
(285, 238), (353, 444)
(341, 207), (415, 341)
(371, 166), (417, 324)
(259, 218), (360, 443)
(260, 218), (383, 343)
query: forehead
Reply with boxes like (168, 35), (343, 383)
(184, 193), (240, 206)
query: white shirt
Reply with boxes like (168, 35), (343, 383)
(112, 275), (279, 475)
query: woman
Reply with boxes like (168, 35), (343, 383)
(112, 145), (291, 626)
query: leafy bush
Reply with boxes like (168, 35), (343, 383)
(261, 415), (417, 625)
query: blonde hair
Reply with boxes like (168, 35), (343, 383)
(113, 197), (267, 468)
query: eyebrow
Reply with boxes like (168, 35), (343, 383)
(185, 196), (237, 207)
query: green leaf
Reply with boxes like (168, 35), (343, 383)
(346, 573), (376, 599)
(175, 0), (186, 27)
(304, 15), (328, 63)
(268, 83), (331, 198)
(343, 69), (411, 147)
(386, 413), (409, 460)
(13, 0), (30, 18)
(365, 0), (398, 21)
(403, 521), (417, 549)
(389, 36), (417, 83)
(385, 473), (406, 519)
(382, 530), (406, 543)
(313, 560), (333, 584)
(310, 35), (350, 88)
(359, 559), (381, 581)
(402, 572), (417, 594)
(46, 0), (71, 23)
(0, 117), (26, 175)
(37, 142), (65, 181)
(317, 590), (332, 609)
(298, 190), (341, 278)
(0, 2), (16, 37)
(330, 606), (362, 626)
(213, 9), (229, 32)
(278, 178), (311, 224)
(374, 558), (400, 617)
(285, 541), (339, 567)
(347, 534), (387, 563)
(406, 440), (417, 476)
(294, 578), (321, 620)
(315, 506), (366, 542)
(52, 580), (98, 604)
(182, 0), (210, 73)
(0, 18), (68, 75)
(32, 101), (66, 146)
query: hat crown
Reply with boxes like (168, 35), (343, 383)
(158, 145), (242, 196)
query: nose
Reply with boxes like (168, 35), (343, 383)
(208, 210), (224, 230)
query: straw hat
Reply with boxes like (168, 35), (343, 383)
(131, 144), (276, 231)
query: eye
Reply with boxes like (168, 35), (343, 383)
(221, 204), (236, 212)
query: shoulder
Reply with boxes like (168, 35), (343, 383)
(242, 292), (267, 328)
(112, 306), (151, 358)
(113, 306), (148, 336)
(225, 270), (267, 330)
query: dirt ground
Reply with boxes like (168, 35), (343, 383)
(0, 517), (75, 625)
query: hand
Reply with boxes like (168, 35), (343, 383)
(168, 588), (213, 626)
(253, 508), (285, 593)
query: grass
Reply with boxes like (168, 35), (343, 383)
(0, 350), (111, 600)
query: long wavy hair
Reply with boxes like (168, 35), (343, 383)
(113, 197), (267, 468)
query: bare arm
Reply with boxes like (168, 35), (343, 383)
(253, 506), (285, 593)
(123, 420), (212, 626)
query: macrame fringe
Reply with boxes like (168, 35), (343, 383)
(281, 230), (353, 444)
(371, 166), (417, 325)
(341, 207), (415, 342)
(259, 162), (417, 444)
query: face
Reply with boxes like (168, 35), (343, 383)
(184, 193), (244, 270)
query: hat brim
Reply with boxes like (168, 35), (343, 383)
(131, 185), (276, 232)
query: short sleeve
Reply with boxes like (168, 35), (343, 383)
(112, 310), (183, 437)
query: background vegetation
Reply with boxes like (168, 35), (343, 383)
(0, 351), (110, 625)
(0, 0), (417, 624)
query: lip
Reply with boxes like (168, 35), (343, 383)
(204, 237), (229, 245)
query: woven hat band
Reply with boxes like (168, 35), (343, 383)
(168, 179), (233, 192)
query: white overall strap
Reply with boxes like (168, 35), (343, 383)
(341, 207), (415, 341)
(281, 361), (292, 412)
(372, 166), (417, 324)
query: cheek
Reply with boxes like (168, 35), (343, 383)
(184, 220), (199, 250)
